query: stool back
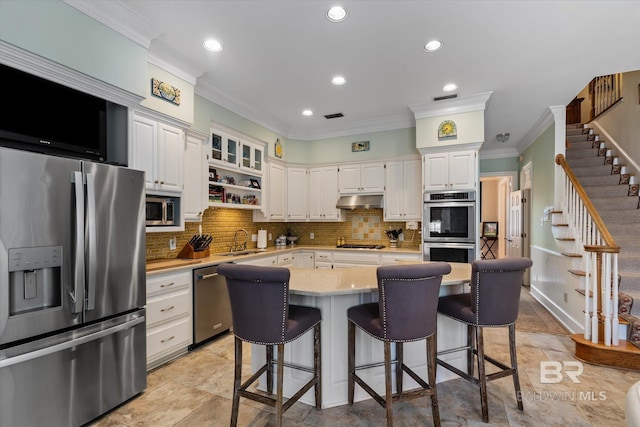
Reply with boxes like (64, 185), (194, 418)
(377, 263), (451, 341)
(470, 257), (533, 326)
(218, 264), (290, 344)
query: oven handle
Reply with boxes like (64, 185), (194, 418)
(423, 201), (475, 207)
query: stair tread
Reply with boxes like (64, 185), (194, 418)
(557, 237), (575, 241)
(572, 334), (640, 355)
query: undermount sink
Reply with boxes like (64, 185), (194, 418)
(219, 249), (267, 256)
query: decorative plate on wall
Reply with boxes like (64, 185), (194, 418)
(438, 120), (457, 139)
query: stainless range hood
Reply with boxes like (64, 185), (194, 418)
(336, 194), (384, 209)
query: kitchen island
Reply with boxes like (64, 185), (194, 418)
(251, 263), (471, 409)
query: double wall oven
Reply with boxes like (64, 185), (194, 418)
(423, 190), (476, 263)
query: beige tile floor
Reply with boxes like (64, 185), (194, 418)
(92, 307), (640, 426)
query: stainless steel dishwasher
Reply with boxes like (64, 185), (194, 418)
(192, 264), (233, 347)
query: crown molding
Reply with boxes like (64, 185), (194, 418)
(409, 92), (493, 120)
(148, 53), (197, 86)
(479, 146), (519, 160)
(196, 79), (291, 137)
(0, 41), (143, 107)
(63, 0), (160, 49)
(286, 113), (415, 141)
(516, 106), (558, 153)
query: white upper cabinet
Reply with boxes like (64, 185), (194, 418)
(183, 133), (208, 222)
(338, 162), (384, 193)
(423, 150), (476, 191)
(287, 167), (308, 221)
(384, 159), (421, 221)
(130, 113), (184, 194)
(309, 166), (343, 221)
(240, 141), (263, 175)
(210, 129), (239, 169)
(254, 161), (285, 221)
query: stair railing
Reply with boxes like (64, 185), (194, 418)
(589, 73), (623, 121)
(556, 154), (621, 346)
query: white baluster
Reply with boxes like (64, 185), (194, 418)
(612, 253), (619, 345)
(591, 253), (599, 344)
(584, 250), (591, 340)
(604, 253), (611, 346)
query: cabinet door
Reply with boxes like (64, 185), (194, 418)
(267, 162), (286, 220)
(338, 164), (361, 193)
(308, 168), (325, 220)
(449, 150), (476, 189)
(131, 115), (157, 190)
(183, 135), (207, 221)
(240, 142), (263, 175)
(361, 163), (384, 192)
(402, 159), (422, 219)
(287, 167), (308, 220)
(321, 166), (341, 220)
(157, 123), (184, 193)
(384, 161), (404, 220)
(423, 152), (449, 191)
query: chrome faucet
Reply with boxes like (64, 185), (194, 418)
(232, 229), (248, 253)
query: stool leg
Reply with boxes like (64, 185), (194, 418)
(384, 341), (394, 427)
(476, 327), (489, 423)
(396, 342), (403, 396)
(230, 337), (242, 427)
(275, 344), (285, 427)
(314, 322), (322, 410)
(467, 324), (474, 377)
(427, 334), (441, 427)
(509, 324), (524, 411)
(266, 345), (274, 395)
(348, 320), (355, 405)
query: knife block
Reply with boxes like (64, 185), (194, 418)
(177, 243), (210, 259)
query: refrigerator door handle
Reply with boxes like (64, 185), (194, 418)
(71, 171), (86, 314)
(0, 314), (145, 369)
(85, 172), (97, 311)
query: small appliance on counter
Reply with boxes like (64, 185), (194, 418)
(275, 235), (287, 247)
(385, 229), (402, 248)
(177, 234), (212, 259)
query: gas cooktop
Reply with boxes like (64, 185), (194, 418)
(337, 244), (385, 249)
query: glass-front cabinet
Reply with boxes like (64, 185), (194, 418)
(209, 124), (266, 210)
(241, 141), (263, 175)
(211, 129), (238, 169)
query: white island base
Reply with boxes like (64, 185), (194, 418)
(250, 264), (471, 409)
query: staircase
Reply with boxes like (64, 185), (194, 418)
(555, 123), (640, 370)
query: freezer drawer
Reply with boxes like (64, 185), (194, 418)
(0, 310), (146, 427)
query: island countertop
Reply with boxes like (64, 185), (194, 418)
(288, 262), (471, 296)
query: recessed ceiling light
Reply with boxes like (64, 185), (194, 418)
(331, 76), (346, 85)
(424, 40), (442, 52)
(443, 83), (458, 92)
(327, 6), (347, 22)
(302, 109), (313, 116)
(203, 39), (223, 52)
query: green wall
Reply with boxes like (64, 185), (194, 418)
(0, 0), (147, 97)
(479, 157), (520, 174)
(521, 124), (556, 250)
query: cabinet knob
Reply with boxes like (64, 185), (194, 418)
(160, 181), (165, 184)
(154, 180), (159, 184)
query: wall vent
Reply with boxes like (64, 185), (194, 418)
(324, 113), (344, 119)
(433, 94), (458, 101)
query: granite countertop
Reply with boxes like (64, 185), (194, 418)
(288, 262), (471, 296)
(146, 245), (421, 275)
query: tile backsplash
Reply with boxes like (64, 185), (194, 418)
(146, 208), (421, 260)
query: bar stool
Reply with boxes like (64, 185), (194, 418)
(347, 263), (452, 427)
(436, 257), (532, 423)
(218, 264), (321, 427)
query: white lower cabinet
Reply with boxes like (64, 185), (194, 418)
(293, 251), (315, 268)
(237, 255), (278, 266)
(146, 271), (192, 369)
(277, 253), (294, 267)
(379, 253), (422, 265)
(332, 251), (380, 268)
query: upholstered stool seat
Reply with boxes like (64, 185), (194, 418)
(347, 262), (452, 427)
(437, 257), (532, 423)
(218, 264), (321, 427)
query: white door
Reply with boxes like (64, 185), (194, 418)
(507, 190), (523, 258)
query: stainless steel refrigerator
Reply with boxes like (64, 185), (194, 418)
(0, 147), (147, 427)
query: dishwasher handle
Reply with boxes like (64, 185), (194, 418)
(198, 272), (219, 280)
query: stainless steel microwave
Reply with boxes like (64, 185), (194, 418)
(145, 196), (177, 226)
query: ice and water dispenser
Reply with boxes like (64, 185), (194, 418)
(8, 246), (62, 316)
